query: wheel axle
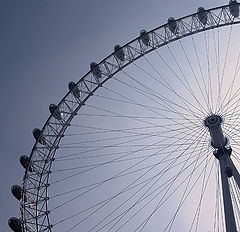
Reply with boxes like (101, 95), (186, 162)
(204, 115), (227, 149)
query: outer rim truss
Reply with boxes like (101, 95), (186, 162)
(21, 3), (240, 231)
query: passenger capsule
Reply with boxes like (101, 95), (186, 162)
(197, 7), (208, 25)
(49, 104), (62, 120)
(20, 155), (32, 172)
(32, 128), (46, 145)
(229, 0), (239, 17)
(167, 17), (177, 34)
(11, 185), (22, 201)
(90, 62), (102, 79)
(140, 30), (150, 46)
(8, 217), (22, 232)
(114, 45), (125, 61)
(68, 82), (80, 98)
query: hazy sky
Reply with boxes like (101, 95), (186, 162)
(0, 0), (231, 231)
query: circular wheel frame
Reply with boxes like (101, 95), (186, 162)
(21, 3), (240, 231)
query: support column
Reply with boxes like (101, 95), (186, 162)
(219, 157), (237, 232)
(228, 158), (240, 190)
(204, 115), (238, 232)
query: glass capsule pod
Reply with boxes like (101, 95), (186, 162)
(229, 0), (239, 17)
(90, 62), (102, 79)
(49, 104), (62, 120)
(11, 185), (22, 201)
(140, 30), (150, 46)
(8, 217), (22, 232)
(114, 45), (125, 61)
(197, 7), (208, 25)
(167, 17), (178, 34)
(32, 128), (46, 145)
(68, 82), (80, 98)
(20, 155), (33, 172)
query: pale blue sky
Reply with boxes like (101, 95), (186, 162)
(0, 0), (229, 231)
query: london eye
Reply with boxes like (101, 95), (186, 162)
(8, 1), (240, 231)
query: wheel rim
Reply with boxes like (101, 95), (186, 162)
(21, 3), (240, 231)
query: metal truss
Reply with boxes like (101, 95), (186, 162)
(21, 3), (240, 231)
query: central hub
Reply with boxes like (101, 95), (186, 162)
(204, 115), (227, 149)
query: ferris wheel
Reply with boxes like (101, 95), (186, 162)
(8, 1), (240, 231)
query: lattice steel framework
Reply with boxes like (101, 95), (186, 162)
(21, 3), (240, 232)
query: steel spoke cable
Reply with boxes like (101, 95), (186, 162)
(231, 151), (240, 166)
(134, 55), (203, 117)
(60, 131), (175, 146)
(53, 128), (207, 231)
(217, 80), (240, 116)
(213, 160), (220, 232)
(74, 113), (162, 119)
(218, 163), (226, 231)
(102, 80), (200, 123)
(59, 128), (204, 148)
(51, 127), (201, 210)
(54, 145), (196, 162)
(64, 123), (191, 137)
(223, 120), (240, 137)
(85, 102), (193, 129)
(59, 141), (208, 149)
(130, 57), (205, 121)
(54, 130), (208, 187)
(178, 39), (209, 112)
(172, 158), (214, 232)
(203, 30), (214, 112)
(60, 150), (209, 232)
(153, 47), (206, 117)
(90, 130), (208, 232)
(114, 71), (203, 127)
(219, 51), (240, 118)
(55, 121), (197, 160)
(129, 131), (209, 231)
(221, 103), (240, 136)
(126, 154), (211, 232)
(52, 131), (184, 183)
(151, 50), (205, 119)
(101, 154), (211, 232)
(83, 102), (204, 138)
(136, 155), (213, 232)
(166, 43), (207, 115)
(189, 139), (211, 232)
(222, 111), (240, 128)
(52, 148), (209, 202)
(217, 60), (240, 118)
(193, 157), (215, 232)
(60, 122), (203, 146)
(100, 154), (210, 232)
(50, 149), (208, 199)
(60, 131), (206, 232)
(155, 131), (210, 231)
(101, 82), (198, 118)
(224, 126), (240, 146)
(52, 145), (209, 175)
(191, 35), (210, 111)
(229, 179), (240, 229)
(232, 179), (240, 225)
(219, 98), (240, 120)
(216, 25), (233, 113)
(115, 146), (212, 232)
(87, 91), (196, 118)
(212, 28), (221, 113)
(166, 135), (210, 232)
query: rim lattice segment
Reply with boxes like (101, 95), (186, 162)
(21, 3), (240, 231)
